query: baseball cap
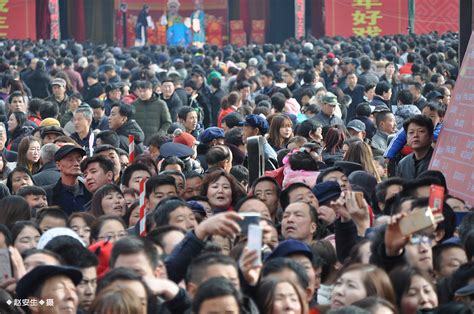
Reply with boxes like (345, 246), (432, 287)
(238, 114), (269, 135)
(54, 145), (86, 162)
(266, 239), (313, 261)
(312, 181), (342, 204)
(346, 119), (366, 132)
(160, 142), (194, 158)
(322, 93), (338, 106)
(51, 78), (66, 88)
(199, 127), (225, 144)
(16, 265), (83, 299)
(40, 126), (65, 139)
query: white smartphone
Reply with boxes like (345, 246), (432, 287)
(247, 224), (262, 267)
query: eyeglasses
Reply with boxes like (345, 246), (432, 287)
(410, 235), (432, 246)
(98, 232), (128, 241)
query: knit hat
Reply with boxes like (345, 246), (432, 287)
(173, 129), (196, 148)
(40, 118), (61, 127)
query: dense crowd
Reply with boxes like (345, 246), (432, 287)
(0, 31), (472, 314)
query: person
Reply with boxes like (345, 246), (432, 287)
(240, 114), (278, 168)
(16, 186), (48, 216)
(6, 111), (31, 152)
(192, 277), (242, 314)
(200, 169), (245, 213)
(281, 201), (318, 244)
(70, 105), (95, 156)
(121, 163), (152, 192)
(108, 102), (145, 155)
(11, 221), (41, 253)
(132, 80), (172, 142)
(44, 145), (92, 215)
(89, 184), (127, 218)
(15, 265), (82, 313)
(44, 78), (70, 119)
(372, 110), (396, 153)
(68, 212), (94, 246)
(16, 136), (41, 175)
(251, 177), (281, 223)
(409, 82), (427, 111)
(89, 99), (109, 132)
(344, 72), (365, 122)
(159, 79), (184, 122)
(32, 143), (60, 186)
(396, 115), (434, 179)
(90, 215), (128, 244)
(267, 114), (293, 152)
(390, 266), (438, 314)
(313, 93), (344, 127)
(371, 81), (392, 110)
(83, 72), (104, 104)
(24, 60), (51, 99)
(6, 166), (35, 195)
(256, 277), (309, 314)
(322, 126), (346, 166)
(206, 145), (233, 173)
(191, 0), (206, 47)
(94, 144), (122, 184)
(88, 286), (145, 314)
(343, 140), (381, 182)
(81, 155), (115, 194)
(60, 92), (82, 130)
(394, 90), (421, 130)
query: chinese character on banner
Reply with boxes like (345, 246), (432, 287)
(352, 0), (383, 36)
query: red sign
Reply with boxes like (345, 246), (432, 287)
(49, 0), (60, 40)
(430, 32), (474, 207)
(414, 0), (458, 34)
(325, 0), (409, 37)
(295, 0), (305, 39)
(0, 0), (36, 40)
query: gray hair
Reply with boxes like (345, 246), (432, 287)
(74, 105), (93, 121)
(40, 143), (59, 163)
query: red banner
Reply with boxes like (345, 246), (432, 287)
(0, 0), (36, 40)
(115, 0), (228, 47)
(325, 0), (408, 37)
(414, 0), (458, 34)
(295, 0), (305, 39)
(429, 32), (474, 207)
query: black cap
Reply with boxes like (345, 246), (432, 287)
(94, 144), (119, 154)
(16, 265), (82, 299)
(54, 145), (86, 162)
(40, 126), (65, 139)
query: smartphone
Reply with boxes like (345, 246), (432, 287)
(354, 191), (365, 208)
(237, 213), (261, 235)
(429, 185), (445, 217)
(0, 249), (12, 281)
(399, 207), (436, 236)
(247, 224), (262, 266)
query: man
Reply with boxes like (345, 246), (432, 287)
(146, 175), (178, 211)
(371, 81), (392, 109)
(293, 70), (318, 105)
(154, 198), (198, 231)
(397, 115), (434, 179)
(372, 110), (396, 153)
(44, 145), (92, 215)
(89, 99), (109, 131)
(343, 72), (365, 122)
(41, 126), (65, 145)
(159, 79), (184, 122)
(8, 91), (27, 113)
(282, 67), (300, 92)
(196, 127), (225, 170)
(433, 243), (468, 280)
(346, 119), (366, 140)
(209, 77), (225, 126)
(17, 186), (48, 215)
(103, 84), (122, 116)
(109, 102), (145, 155)
(394, 89), (421, 130)
(132, 80), (171, 143)
(183, 172), (202, 200)
(190, 69), (212, 127)
(313, 93), (344, 127)
(321, 58), (337, 88)
(281, 201), (318, 244)
(70, 105), (95, 155)
(110, 236), (190, 312)
(375, 177), (403, 212)
(83, 72), (104, 104)
(94, 144), (122, 184)
(81, 155), (115, 194)
(33, 143), (60, 186)
(317, 166), (352, 193)
(63, 58), (83, 93)
(409, 82), (427, 111)
(358, 56), (379, 86)
(280, 183), (319, 212)
(15, 265), (81, 314)
(45, 78), (70, 119)
(251, 176), (281, 223)
(235, 196), (271, 221)
(102, 64), (120, 85)
(260, 69), (276, 96)
(177, 106), (200, 138)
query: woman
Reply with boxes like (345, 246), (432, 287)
(343, 140), (382, 182)
(390, 266), (438, 314)
(379, 62), (399, 108)
(200, 169), (245, 213)
(295, 119), (323, 144)
(11, 221), (41, 254)
(322, 126), (347, 166)
(218, 92), (240, 128)
(0, 153), (11, 181)
(257, 277), (309, 314)
(24, 60), (51, 99)
(89, 184), (127, 218)
(90, 215), (128, 244)
(330, 263), (396, 309)
(6, 112), (30, 152)
(268, 114), (294, 152)
(0, 195), (31, 230)
(16, 136), (41, 174)
(6, 167), (35, 194)
(68, 212), (95, 246)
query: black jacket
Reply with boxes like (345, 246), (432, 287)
(159, 92), (183, 122)
(32, 161), (61, 186)
(210, 88), (225, 127)
(115, 119), (145, 155)
(24, 70), (51, 99)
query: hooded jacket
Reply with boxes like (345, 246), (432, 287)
(115, 119), (145, 155)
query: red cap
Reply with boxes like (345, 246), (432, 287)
(173, 130), (196, 148)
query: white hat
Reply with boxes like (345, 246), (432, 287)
(37, 227), (85, 249)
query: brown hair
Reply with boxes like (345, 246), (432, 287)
(257, 277), (309, 314)
(17, 136), (41, 174)
(336, 263), (396, 306)
(200, 169), (246, 209)
(267, 114), (293, 150)
(88, 285), (145, 314)
(221, 91), (241, 110)
(343, 140), (381, 182)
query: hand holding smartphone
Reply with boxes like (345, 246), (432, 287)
(237, 213), (261, 235)
(429, 185), (445, 223)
